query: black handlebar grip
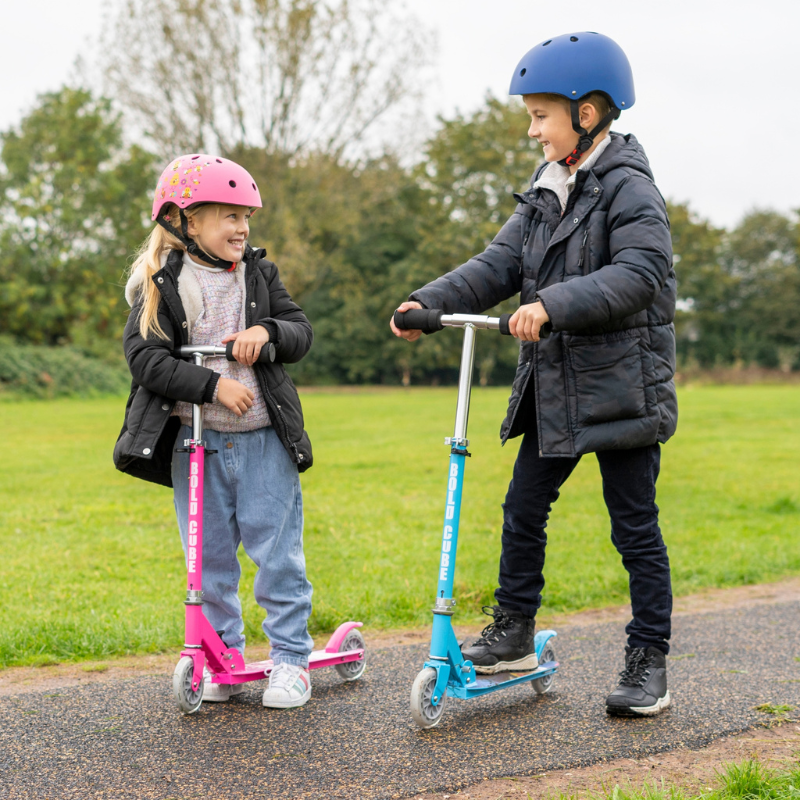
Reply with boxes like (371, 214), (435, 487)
(393, 308), (444, 334)
(225, 341), (276, 363)
(498, 314), (551, 339)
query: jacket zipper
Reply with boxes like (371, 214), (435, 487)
(244, 265), (302, 464)
(577, 229), (589, 269)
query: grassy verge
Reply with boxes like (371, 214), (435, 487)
(557, 759), (800, 800)
(0, 385), (798, 666)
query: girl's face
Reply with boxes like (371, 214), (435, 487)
(187, 204), (251, 262)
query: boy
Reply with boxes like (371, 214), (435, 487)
(391, 32), (677, 717)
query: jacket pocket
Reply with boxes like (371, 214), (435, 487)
(567, 334), (646, 426)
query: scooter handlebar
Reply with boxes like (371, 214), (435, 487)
(175, 343), (276, 363)
(394, 309), (550, 338)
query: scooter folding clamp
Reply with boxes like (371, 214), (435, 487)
(432, 597), (457, 616)
(185, 590), (204, 605)
(444, 437), (469, 448)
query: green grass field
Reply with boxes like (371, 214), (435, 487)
(0, 385), (798, 667)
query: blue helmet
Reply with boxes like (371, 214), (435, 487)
(509, 32), (634, 167)
(509, 32), (635, 110)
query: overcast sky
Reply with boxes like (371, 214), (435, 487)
(1, 0), (796, 229)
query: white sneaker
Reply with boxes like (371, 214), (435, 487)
(262, 663), (311, 709)
(202, 668), (245, 702)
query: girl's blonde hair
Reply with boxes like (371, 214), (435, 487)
(128, 204), (214, 340)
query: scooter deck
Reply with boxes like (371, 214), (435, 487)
(448, 659), (559, 699)
(208, 647), (365, 685)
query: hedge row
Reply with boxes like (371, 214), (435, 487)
(0, 342), (130, 400)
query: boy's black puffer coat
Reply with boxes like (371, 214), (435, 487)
(411, 133), (677, 457)
(113, 245), (313, 486)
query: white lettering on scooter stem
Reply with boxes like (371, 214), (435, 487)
(440, 461), (460, 582)
(188, 464), (200, 574)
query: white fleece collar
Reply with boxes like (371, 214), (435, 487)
(533, 134), (612, 212)
(124, 250), (247, 339)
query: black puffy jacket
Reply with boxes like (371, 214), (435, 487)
(113, 245), (313, 486)
(411, 133), (677, 456)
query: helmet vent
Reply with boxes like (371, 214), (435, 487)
(191, 155), (200, 160)
(520, 68), (526, 76)
(252, 183), (257, 190)
(570, 36), (579, 42)
(229, 180), (237, 188)
(542, 40), (551, 46)
(216, 158), (223, 163)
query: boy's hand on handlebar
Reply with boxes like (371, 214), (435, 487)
(390, 301), (424, 341)
(221, 326), (270, 366)
(216, 378), (255, 416)
(509, 302), (550, 342)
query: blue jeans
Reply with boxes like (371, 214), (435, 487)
(496, 433), (672, 653)
(172, 425), (313, 667)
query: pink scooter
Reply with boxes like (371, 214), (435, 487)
(172, 343), (366, 714)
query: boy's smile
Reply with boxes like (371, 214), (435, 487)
(523, 94), (578, 166)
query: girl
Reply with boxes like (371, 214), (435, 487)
(114, 154), (314, 708)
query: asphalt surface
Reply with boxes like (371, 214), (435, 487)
(1, 601), (799, 800)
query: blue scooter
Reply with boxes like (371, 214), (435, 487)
(394, 308), (558, 729)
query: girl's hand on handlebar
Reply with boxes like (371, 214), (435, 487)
(509, 302), (550, 342)
(221, 326), (270, 366)
(216, 378), (255, 416)
(390, 301), (424, 342)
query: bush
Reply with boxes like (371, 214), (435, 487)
(0, 340), (130, 399)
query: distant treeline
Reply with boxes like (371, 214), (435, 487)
(1, 86), (798, 386)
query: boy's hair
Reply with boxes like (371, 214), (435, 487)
(129, 204), (219, 341)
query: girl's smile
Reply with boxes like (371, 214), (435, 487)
(187, 204), (252, 263)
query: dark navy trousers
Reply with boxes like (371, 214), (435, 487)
(495, 432), (672, 653)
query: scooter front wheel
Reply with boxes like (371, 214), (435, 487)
(410, 667), (447, 729)
(173, 656), (204, 714)
(531, 642), (557, 695)
(334, 628), (367, 681)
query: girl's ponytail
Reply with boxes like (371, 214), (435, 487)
(128, 205), (185, 341)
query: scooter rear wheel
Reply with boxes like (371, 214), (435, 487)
(334, 629), (367, 681)
(173, 656), (204, 714)
(531, 642), (557, 695)
(411, 667), (447, 729)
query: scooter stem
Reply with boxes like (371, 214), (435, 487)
(452, 324), (477, 443)
(433, 324), (476, 615)
(187, 352), (206, 596)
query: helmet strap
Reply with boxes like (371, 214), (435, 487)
(155, 209), (238, 271)
(559, 100), (620, 168)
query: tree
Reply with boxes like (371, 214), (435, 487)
(723, 210), (800, 370)
(0, 87), (156, 351)
(400, 96), (544, 385)
(668, 203), (800, 371)
(100, 0), (432, 158)
(666, 201), (727, 366)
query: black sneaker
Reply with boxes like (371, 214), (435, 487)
(606, 645), (671, 716)
(460, 605), (538, 674)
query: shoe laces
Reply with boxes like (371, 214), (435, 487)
(618, 647), (655, 688)
(269, 663), (304, 691)
(473, 605), (517, 646)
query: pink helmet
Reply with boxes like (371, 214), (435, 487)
(151, 153), (262, 221)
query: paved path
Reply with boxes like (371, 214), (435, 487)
(1, 601), (799, 799)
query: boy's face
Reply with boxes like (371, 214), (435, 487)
(523, 94), (578, 163)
